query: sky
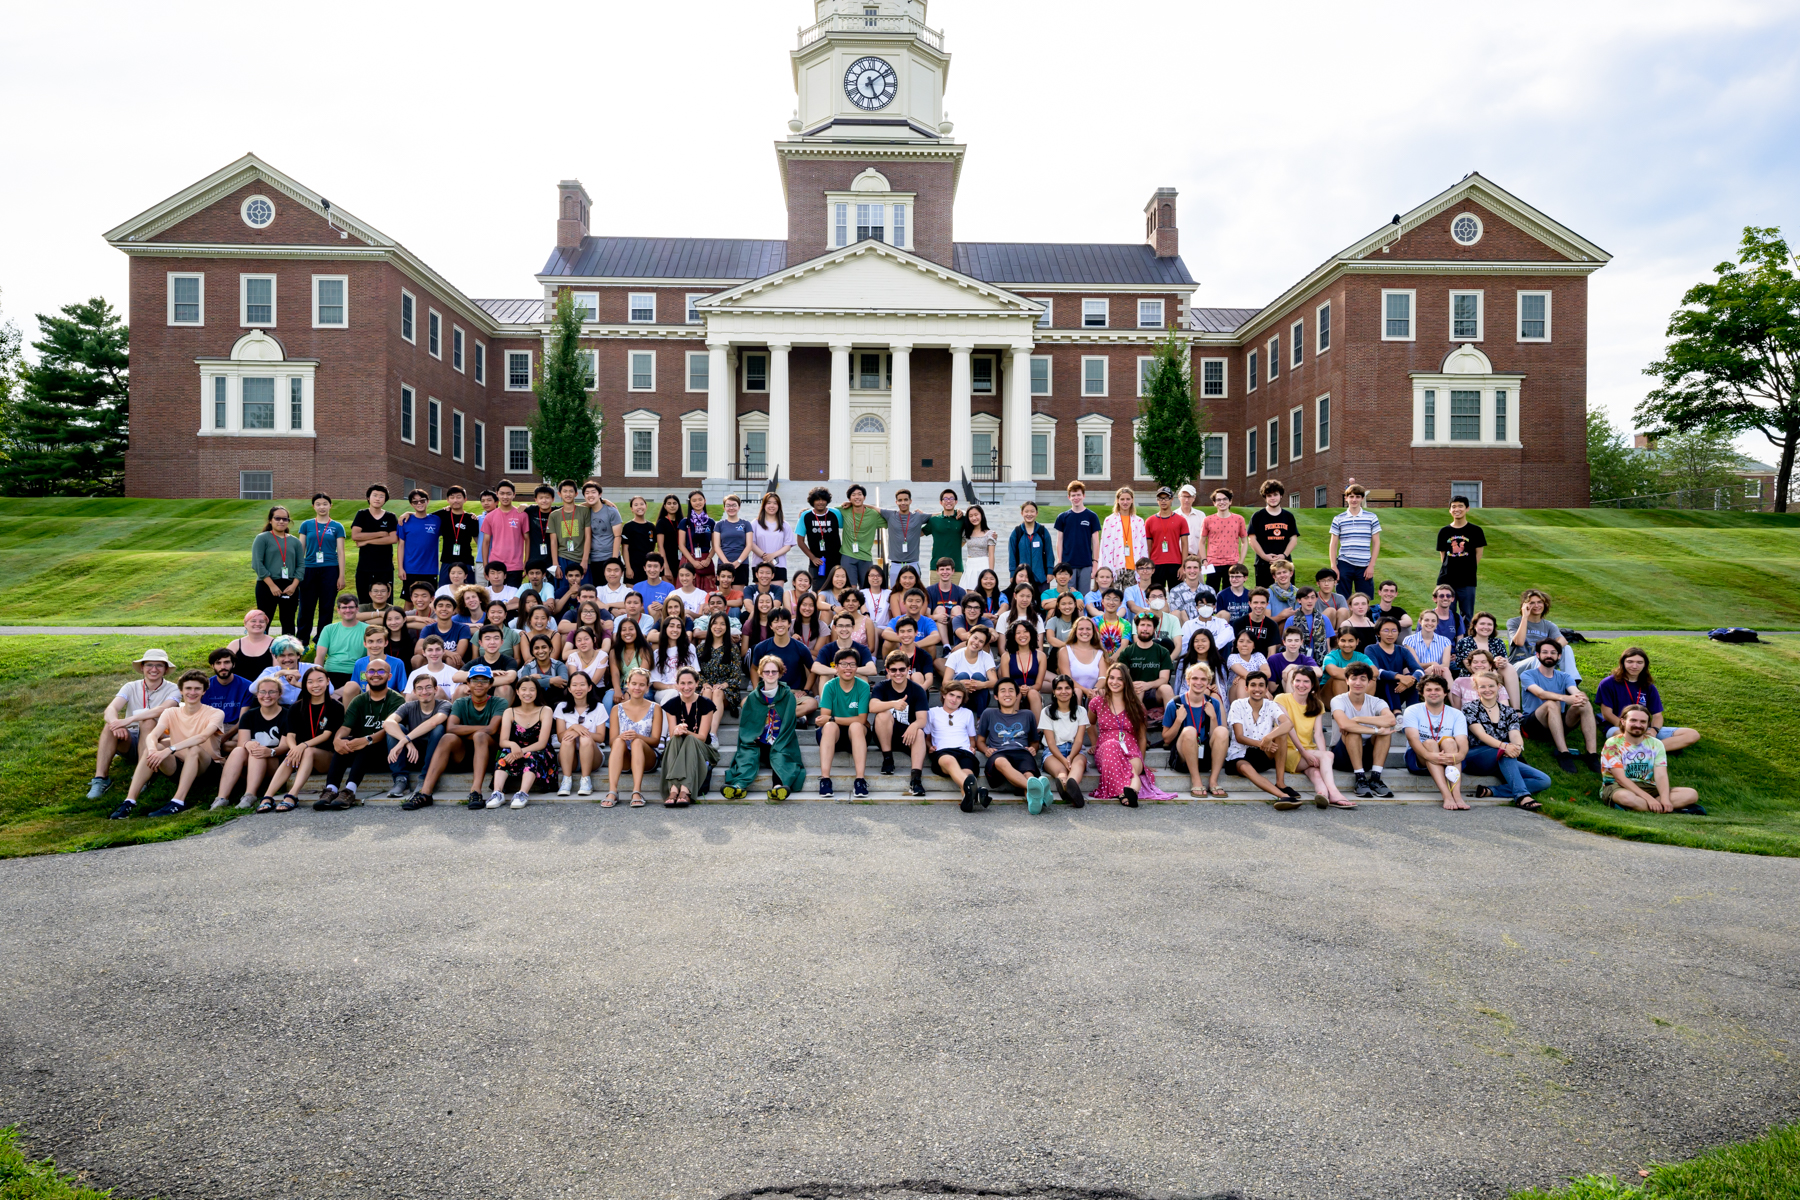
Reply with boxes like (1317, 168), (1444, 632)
(4, 0), (1797, 462)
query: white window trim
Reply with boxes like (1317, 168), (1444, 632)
(1745, 477), (1763, 499)
(1199, 357), (1228, 399)
(679, 409), (708, 478)
(741, 350), (769, 393)
(1081, 298), (1110, 329)
(1267, 336), (1280, 381)
(572, 292), (599, 322)
(400, 289), (416, 344)
(1381, 288), (1416, 342)
(1245, 427), (1257, 478)
(627, 293), (656, 324)
(737, 410), (770, 473)
(1516, 290), (1553, 342)
(428, 397), (443, 455)
(1290, 320), (1304, 368)
(472, 420), (486, 470)
(1409, 376), (1525, 448)
(1030, 412), (1057, 480)
(822, 190), (919, 251)
(622, 408), (662, 478)
(1076, 413), (1113, 482)
(503, 426), (534, 475)
(1199, 432), (1228, 481)
(1267, 417), (1280, 469)
(427, 309), (442, 359)
(628, 349), (657, 392)
(969, 412), (1002, 472)
(1316, 393), (1332, 452)
(686, 350), (710, 394)
(451, 408), (466, 463)
(1029, 354), (1053, 398)
(452, 326), (465, 372)
(970, 352), (997, 396)
(1136, 355), (1156, 398)
(1137, 299), (1165, 330)
(167, 272), (204, 326)
(195, 362), (316, 437)
(400, 384), (416, 445)
(579, 349), (599, 392)
(311, 274), (348, 330)
(1246, 349), (1258, 393)
(1132, 416), (1152, 480)
(685, 294), (707, 325)
(474, 341), (486, 384)
(1080, 355), (1109, 398)
(1030, 298), (1053, 329)
(1289, 405), (1305, 461)
(239, 273), (277, 328)
(505, 350), (533, 392)
(1449, 290), (1485, 342)
(1316, 300), (1331, 353)
(1450, 211), (1485, 246)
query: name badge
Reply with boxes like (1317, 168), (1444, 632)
(1160, 540), (1169, 553)
(315, 552), (326, 564)
(538, 542), (549, 555)
(280, 569), (289, 579)
(851, 542), (861, 554)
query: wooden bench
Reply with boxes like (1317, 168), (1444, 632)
(1364, 489), (1403, 508)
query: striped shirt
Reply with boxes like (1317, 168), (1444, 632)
(1329, 510), (1382, 566)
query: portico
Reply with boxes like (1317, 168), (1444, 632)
(697, 239), (1042, 499)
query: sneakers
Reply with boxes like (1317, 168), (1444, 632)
(467, 791), (484, 810)
(1353, 773), (1373, 799)
(485, 790), (505, 809)
(1025, 776), (1050, 815)
(106, 801), (136, 820)
(906, 775), (927, 798)
(401, 792), (433, 811)
(1557, 751), (1580, 774)
(577, 776), (593, 797)
(147, 800), (187, 818)
(86, 777), (112, 801)
(880, 752), (895, 776)
(853, 778), (869, 798)
(387, 775), (410, 799)
(978, 784), (991, 809)
(510, 792), (529, 809)
(1444, 765), (1461, 784)
(721, 785), (748, 800)
(557, 778), (572, 796)
(960, 775), (978, 813)
(819, 777), (834, 797)
(1367, 774), (1395, 799)
(312, 786), (344, 811)
(767, 785), (789, 802)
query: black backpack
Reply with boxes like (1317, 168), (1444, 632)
(1709, 627), (1760, 643)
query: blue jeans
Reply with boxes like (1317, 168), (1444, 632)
(1337, 558), (1374, 598)
(1453, 586), (1478, 626)
(388, 726), (444, 779)
(1464, 743), (1552, 798)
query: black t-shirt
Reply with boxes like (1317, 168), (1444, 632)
(620, 522), (658, 574)
(1435, 523), (1487, 587)
(1373, 604), (1408, 634)
(1247, 508), (1299, 557)
(384, 624), (417, 665)
(662, 694), (717, 734)
(352, 510), (399, 577)
(752, 637), (815, 690)
(525, 508), (558, 569)
(654, 516), (683, 563)
(440, 510), (481, 569)
(240, 706), (290, 750)
(872, 680), (930, 726)
(1231, 615), (1282, 657)
(802, 509), (841, 568)
(284, 697), (345, 745)
(476, 652), (519, 675)
(818, 641), (873, 671)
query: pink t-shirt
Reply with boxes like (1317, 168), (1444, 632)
(1201, 512), (1247, 566)
(481, 508), (528, 571)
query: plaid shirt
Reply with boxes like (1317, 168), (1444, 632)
(1167, 581), (1218, 621)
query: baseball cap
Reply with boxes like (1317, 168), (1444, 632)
(1178, 484), (1196, 498)
(1155, 486), (1174, 498)
(467, 664), (494, 679)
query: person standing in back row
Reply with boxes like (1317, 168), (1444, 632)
(1246, 480), (1299, 589)
(295, 494), (347, 648)
(1143, 487), (1189, 589)
(479, 480), (529, 586)
(1327, 484), (1381, 599)
(1200, 489), (1247, 593)
(350, 484), (399, 605)
(1053, 482), (1103, 593)
(1435, 495), (1487, 627)
(252, 506), (304, 636)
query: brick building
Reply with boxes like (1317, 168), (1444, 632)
(108, 0), (1608, 509)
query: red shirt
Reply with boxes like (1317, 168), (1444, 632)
(1144, 513), (1189, 565)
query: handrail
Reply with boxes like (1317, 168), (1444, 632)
(798, 12), (944, 50)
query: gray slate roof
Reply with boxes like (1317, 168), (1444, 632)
(542, 237), (790, 280)
(1189, 306), (1262, 334)
(954, 242), (1195, 286)
(474, 298), (545, 323)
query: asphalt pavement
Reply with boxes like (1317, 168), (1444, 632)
(2, 803), (1796, 1200)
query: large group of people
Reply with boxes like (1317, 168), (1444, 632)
(86, 477), (1704, 819)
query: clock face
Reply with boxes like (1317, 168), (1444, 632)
(844, 57), (899, 110)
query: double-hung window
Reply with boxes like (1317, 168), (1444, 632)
(213, 377), (227, 429)
(289, 378), (303, 430)
(834, 203), (849, 248)
(1030, 298), (1052, 328)
(169, 273), (203, 325)
(1268, 335), (1280, 380)
(241, 275), (275, 326)
(1201, 359), (1225, 398)
(971, 355), (994, 395)
(452, 410), (465, 461)
(892, 204), (907, 247)
(685, 294), (706, 325)
(473, 342), (486, 384)
(242, 377), (275, 429)
(1246, 427), (1258, 477)
(400, 385), (416, 443)
(856, 203), (885, 242)
(507, 428), (532, 474)
(313, 276), (346, 328)
(1518, 292), (1550, 341)
(687, 351), (709, 392)
(506, 351), (531, 391)
(1029, 356), (1051, 396)
(1081, 356), (1107, 397)
(628, 293), (655, 323)
(452, 327), (464, 371)
(1267, 418), (1280, 467)
(1082, 299), (1108, 328)
(629, 351), (655, 391)
(472, 421), (485, 469)
(1383, 290), (1414, 340)
(1201, 433), (1225, 479)
(1450, 389), (1482, 440)
(579, 349), (598, 389)
(1290, 406), (1304, 460)
(1316, 395), (1331, 452)
(400, 290), (415, 342)
(428, 397), (442, 453)
(427, 310), (441, 357)
(1137, 299), (1164, 329)
(1451, 291), (1483, 341)
(742, 352), (768, 391)
(1247, 350), (1258, 392)
(572, 292), (598, 321)
(1317, 301), (1331, 352)
(1291, 320), (1304, 367)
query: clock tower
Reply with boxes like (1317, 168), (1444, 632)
(780, 0), (964, 265)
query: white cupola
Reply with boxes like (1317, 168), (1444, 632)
(791, 0), (951, 139)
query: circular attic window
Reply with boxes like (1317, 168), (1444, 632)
(1450, 212), (1482, 246)
(241, 195), (276, 229)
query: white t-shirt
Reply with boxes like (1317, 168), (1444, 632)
(553, 700), (609, 736)
(1328, 691), (1389, 746)
(113, 678), (179, 722)
(565, 647), (609, 680)
(1042, 706), (1090, 751)
(410, 662), (460, 700)
(671, 586), (709, 611)
(596, 584), (632, 610)
(1178, 615), (1235, 652)
(1226, 696), (1283, 759)
(995, 611), (1046, 638)
(1402, 702), (1468, 741)
(945, 648), (995, 679)
(486, 583), (521, 606)
(650, 647), (699, 688)
(925, 705), (976, 751)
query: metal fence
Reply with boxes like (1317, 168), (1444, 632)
(1592, 485), (1770, 511)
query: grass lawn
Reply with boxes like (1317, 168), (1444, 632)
(0, 1124), (136, 1200)
(1509, 1120), (1800, 1199)
(2, 498), (1798, 630)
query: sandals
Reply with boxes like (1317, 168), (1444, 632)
(1190, 787), (1207, 798)
(1327, 797), (1358, 809)
(1207, 785), (1228, 798)
(663, 790), (679, 808)
(1515, 796), (1543, 812)
(601, 791), (618, 808)
(1120, 786), (1139, 808)
(630, 791), (646, 808)
(1473, 785), (1495, 799)
(255, 796), (276, 814)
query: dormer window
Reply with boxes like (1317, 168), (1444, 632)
(826, 171), (915, 251)
(856, 204), (885, 243)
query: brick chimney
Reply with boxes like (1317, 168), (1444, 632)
(1634, 433), (1658, 450)
(1144, 187), (1178, 258)
(557, 180), (591, 249)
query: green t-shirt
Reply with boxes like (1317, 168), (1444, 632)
(451, 694), (509, 727)
(317, 620), (370, 673)
(924, 513), (964, 572)
(1115, 641), (1174, 684)
(1323, 649), (1374, 672)
(836, 505), (886, 562)
(820, 676), (872, 719)
(343, 688), (405, 736)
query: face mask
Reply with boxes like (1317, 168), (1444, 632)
(1150, 597), (1166, 610)
(1197, 605), (1214, 619)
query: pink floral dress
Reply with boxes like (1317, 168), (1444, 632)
(1087, 695), (1176, 800)
(1098, 512), (1149, 574)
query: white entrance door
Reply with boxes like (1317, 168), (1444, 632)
(850, 413), (887, 483)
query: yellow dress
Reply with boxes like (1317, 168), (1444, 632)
(1276, 692), (1319, 772)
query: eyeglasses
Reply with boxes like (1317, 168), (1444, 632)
(272, 516), (290, 521)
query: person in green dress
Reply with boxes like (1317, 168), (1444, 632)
(720, 655), (806, 802)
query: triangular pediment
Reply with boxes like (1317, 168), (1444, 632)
(1343, 173), (1610, 264)
(699, 241), (1040, 316)
(104, 152), (385, 248)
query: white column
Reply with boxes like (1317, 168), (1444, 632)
(888, 343), (912, 483)
(1008, 344), (1034, 487)
(949, 343), (973, 484)
(829, 342), (853, 482)
(768, 342), (791, 483)
(706, 340), (731, 482)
